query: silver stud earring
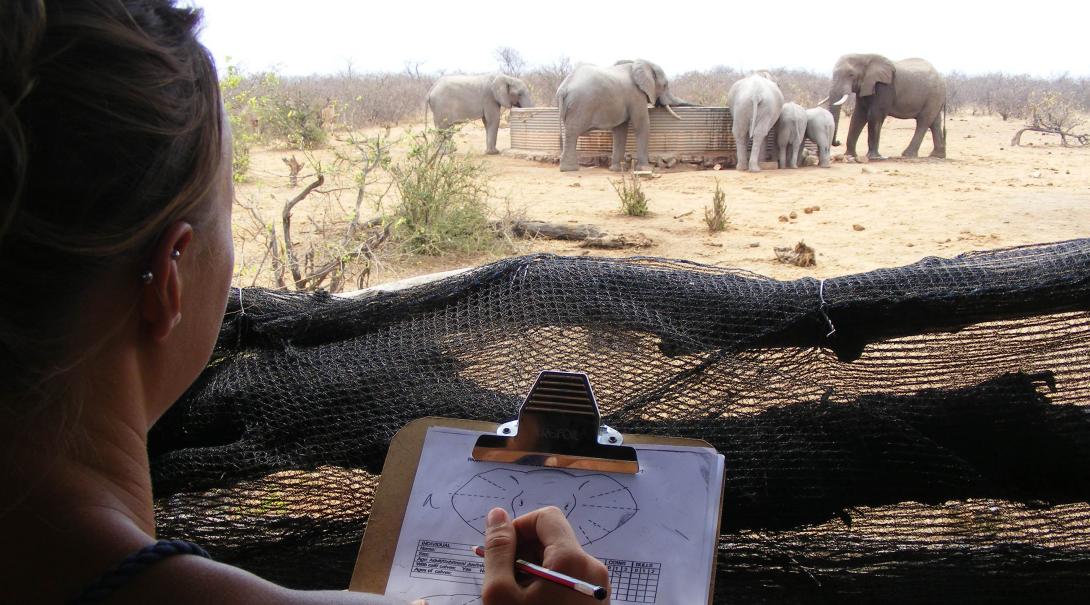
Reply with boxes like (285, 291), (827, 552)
(171, 249), (181, 259)
(140, 271), (154, 284)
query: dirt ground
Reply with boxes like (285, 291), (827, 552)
(235, 113), (1090, 288)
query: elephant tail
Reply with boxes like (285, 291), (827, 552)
(557, 89), (567, 149)
(749, 96), (759, 137)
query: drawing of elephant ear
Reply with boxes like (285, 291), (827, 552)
(451, 469), (522, 535)
(630, 60), (657, 105)
(569, 474), (638, 546)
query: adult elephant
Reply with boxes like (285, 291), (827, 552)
(426, 74), (533, 154)
(827, 54), (946, 160)
(727, 72), (784, 172)
(556, 60), (691, 172)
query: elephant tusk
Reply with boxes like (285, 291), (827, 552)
(833, 93), (850, 106)
(664, 104), (682, 120)
(817, 96), (829, 106)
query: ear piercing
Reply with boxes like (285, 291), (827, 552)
(139, 249), (182, 284)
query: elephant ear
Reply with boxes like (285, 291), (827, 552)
(860, 57), (894, 97)
(630, 60), (656, 105)
(491, 75), (513, 108)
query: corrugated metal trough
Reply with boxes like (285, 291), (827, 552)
(507, 106), (815, 169)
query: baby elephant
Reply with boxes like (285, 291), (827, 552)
(426, 74), (533, 154)
(804, 107), (835, 168)
(776, 102), (807, 169)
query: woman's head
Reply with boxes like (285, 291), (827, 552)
(0, 0), (232, 419)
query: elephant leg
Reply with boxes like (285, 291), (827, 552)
(560, 123), (581, 172)
(777, 141), (787, 169)
(610, 123), (629, 171)
(819, 143), (831, 168)
(845, 105), (867, 158)
(929, 113), (946, 158)
(734, 128), (750, 171)
(749, 121), (773, 172)
(865, 108), (888, 161)
(788, 140), (799, 168)
(902, 118), (930, 158)
(483, 106), (500, 155)
(630, 110), (652, 171)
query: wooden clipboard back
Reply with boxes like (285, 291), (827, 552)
(349, 416), (725, 603)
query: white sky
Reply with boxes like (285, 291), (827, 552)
(194, 0), (1090, 78)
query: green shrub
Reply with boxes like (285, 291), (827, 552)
(389, 129), (493, 255)
(612, 164), (649, 217)
(704, 179), (728, 232)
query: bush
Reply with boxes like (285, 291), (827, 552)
(612, 166), (650, 217)
(389, 129), (494, 255)
(704, 180), (728, 232)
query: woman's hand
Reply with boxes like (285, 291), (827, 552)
(480, 506), (610, 605)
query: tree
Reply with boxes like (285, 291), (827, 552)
(494, 46), (526, 77)
(1011, 90), (1088, 146)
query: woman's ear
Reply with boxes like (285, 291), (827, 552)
(140, 221), (193, 343)
(630, 60), (657, 105)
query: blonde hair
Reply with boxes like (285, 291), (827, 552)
(0, 0), (224, 412)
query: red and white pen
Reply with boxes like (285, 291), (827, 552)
(473, 545), (608, 601)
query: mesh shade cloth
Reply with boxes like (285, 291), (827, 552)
(150, 239), (1090, 602)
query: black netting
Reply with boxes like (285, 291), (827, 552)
(150, 239), (1090, 602)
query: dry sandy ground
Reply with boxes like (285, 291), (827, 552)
(235, 113), (1090, 287)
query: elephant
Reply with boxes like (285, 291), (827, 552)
(826, 54), (946, 160)
(775, 102), (807, 169)
(804, 106), (835, 168)
(556, 59), (692, 172)
(727, 72), (784, 172)
(425, 74), (533, 154)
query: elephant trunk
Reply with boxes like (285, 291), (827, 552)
(830, 102), (842, 148)
(827, 84), (850, 147)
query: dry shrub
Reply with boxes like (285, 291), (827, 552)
(704, 179), (728, 232)
(775, 241), (816, 267)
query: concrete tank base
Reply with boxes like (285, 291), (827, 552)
(508, 106), (815, 170)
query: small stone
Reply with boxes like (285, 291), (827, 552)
(907, 243), (915, 247)
(749, 242), (760, 248)
(778, 215), (789, 223)
(861, 166), (873, 174)
(569, 182), (581, 187)
(853, 224), (865, 231)
(1030, 171), (1042, 178)
(789, 211), (798, 219)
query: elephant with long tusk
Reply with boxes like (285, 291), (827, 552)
(556, 59), (694, 172)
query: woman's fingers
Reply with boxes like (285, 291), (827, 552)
(481, 507), (521, 604)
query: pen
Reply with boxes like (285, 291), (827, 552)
(473, 544), (608, 601)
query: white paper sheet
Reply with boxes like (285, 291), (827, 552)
(382, 427), (724, 604)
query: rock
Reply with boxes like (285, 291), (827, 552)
(853, 224), (866, 231)
(1030, 170), (1042, 178)
(749, 242), (760, 248)
(789, 211), (798, 219)
(778, 215), (790, 223)
(802, 155), (819, 167)
(568, 182), (581, 187)
(861, 166), (874, 174)
(803, 206), (820, 214)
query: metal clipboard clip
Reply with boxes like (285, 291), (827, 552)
(472, 371), (640, 474)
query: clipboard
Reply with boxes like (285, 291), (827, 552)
(350, 371), (725, 603)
